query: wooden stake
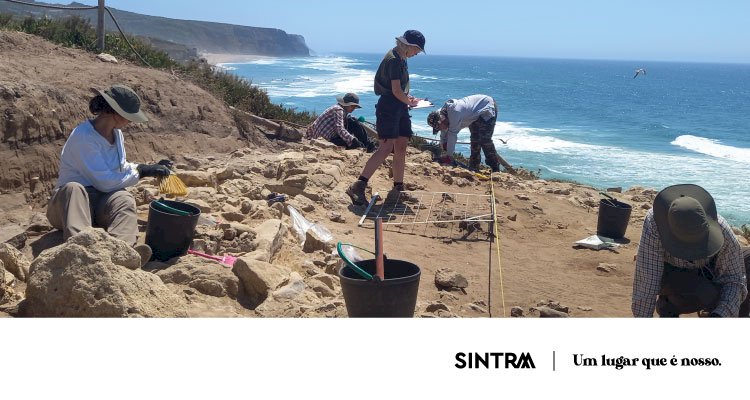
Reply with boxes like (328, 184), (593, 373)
(375, 217), (384, 280)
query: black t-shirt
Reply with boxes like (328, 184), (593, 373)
(374, 49), (409, 97)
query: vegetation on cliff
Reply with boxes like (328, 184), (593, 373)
(0, 14), (314, 125)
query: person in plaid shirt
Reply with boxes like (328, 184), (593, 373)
(632, 184), (748, 317)
(305, 93), (374, 151)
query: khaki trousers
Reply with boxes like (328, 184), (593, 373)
(46, 182), (138, 246)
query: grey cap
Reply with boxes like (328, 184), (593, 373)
(336, 92), (362, 109)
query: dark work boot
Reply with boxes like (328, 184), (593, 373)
(346, 180), (368, 206)
(384, 184), (419, 204)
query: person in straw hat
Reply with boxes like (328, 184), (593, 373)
(46, 84), (172, 267)
(346, 29), (427, 206)
(632, 184), (748, 317)
(305, 92), (375, 152)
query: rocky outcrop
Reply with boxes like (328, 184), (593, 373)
(155, 256), (241, 299)
(24, 229), (188, 317)
(0, 243), (30, 282)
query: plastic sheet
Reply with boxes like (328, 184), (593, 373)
(288, 205), (333, 246)
(573, 235), (619, 250)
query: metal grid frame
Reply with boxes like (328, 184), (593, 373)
(358, 191), (495, 240)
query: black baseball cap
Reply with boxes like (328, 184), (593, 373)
(396, 30), (426, 53)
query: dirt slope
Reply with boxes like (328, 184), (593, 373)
(0, 30), (251, 205)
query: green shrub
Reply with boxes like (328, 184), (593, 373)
(741, 225), (750, 243)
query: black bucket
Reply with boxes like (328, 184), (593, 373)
(145, 200), (201, 261)
(339, 259), (421, 318)
(596, 198), (632, 239)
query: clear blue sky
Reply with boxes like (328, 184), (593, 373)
(44, 0), (750, 63)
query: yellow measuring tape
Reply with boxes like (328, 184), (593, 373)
(489, 171), (507, 317)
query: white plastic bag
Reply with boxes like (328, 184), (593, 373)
(339, 243), (364, 264)
(573, 235), (619, 250)
(288, 205), (333, 246)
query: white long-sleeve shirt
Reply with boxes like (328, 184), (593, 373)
(56, 120), (140, 192)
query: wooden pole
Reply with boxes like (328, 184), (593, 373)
(97, 0), (105, 52)
(374, 218), (384, 280)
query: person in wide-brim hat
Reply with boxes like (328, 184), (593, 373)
(336, 92), (362, 109)
(652, 184), (724, 261)
(631, 183), (748, 318)
(95, 84), (149, 123)
(46, 84), (174, 268)
(305, 92), (375, 152)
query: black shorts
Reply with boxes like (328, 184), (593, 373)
(375, 95), (413, 140)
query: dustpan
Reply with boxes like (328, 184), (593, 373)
(187, 249), (237, 268)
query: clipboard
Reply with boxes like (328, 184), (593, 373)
(410, 99), (434, 109)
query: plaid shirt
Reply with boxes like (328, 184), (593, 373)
(632, 209), (747, 317)
(305, 104), (355, 145)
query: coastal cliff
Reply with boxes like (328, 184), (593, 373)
(0, 1), (310, 58)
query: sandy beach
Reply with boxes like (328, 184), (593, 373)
(200, 52), (273, 65)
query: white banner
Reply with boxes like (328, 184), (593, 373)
(2, 318), (745, 399)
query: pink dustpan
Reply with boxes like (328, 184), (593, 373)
(187, 249), (237, 268)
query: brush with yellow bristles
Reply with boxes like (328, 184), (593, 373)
(157, 172), (188, 197)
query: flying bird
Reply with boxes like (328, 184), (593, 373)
(633, 68), (647, 79)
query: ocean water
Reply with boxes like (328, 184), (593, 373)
(221, 54), (750, 225)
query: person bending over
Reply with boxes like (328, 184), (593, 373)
(427, 94), (513, 173)
(632, 184), (748, 317)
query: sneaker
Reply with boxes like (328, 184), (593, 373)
(346, 180), (368, 206)
(133, 244), (152, 269)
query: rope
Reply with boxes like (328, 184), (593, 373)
(1, 0), (97, 11)
(488, 202), (493, 318)
(1, 0), (153, 68)
(489, 170), (507, 317)
(268, 119), (308, 129)
(414, 135), (472, 145)
(103, 6), (152, 68)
